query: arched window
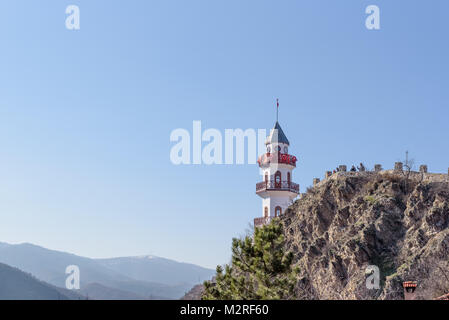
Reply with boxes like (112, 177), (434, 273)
(265, 173), (268, 183)
(287, 172), (291, 186)
(264, 207), (268, 218)
(275, 171), (281, 188)
(275, 206), (282, 217)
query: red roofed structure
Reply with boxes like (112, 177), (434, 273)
(403, 281), (418, 300)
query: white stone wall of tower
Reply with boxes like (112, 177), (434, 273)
(257, 122), (298, 220)
(263, 141), (293, 178)
(262, 195), (294, 218)
(261, 166), (293, 182)
(260, 141), (297, 217)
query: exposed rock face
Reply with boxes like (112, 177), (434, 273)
(180, 284), (204, 300)
(282, 171), (449, 300)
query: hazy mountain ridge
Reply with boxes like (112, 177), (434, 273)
(0, 242), (132, 287)
(80, 283), (148, 300)
(0, 262), (85, 300)
(0, 242), (214, 299)
(96, 256), (214, 285)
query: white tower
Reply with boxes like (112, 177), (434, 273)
(255, 110), (299, 227)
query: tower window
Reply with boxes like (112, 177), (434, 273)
(275, 206), (282, 217)
(275, 171), (281, 185)
(284, 146), (288, 153)
(264, 207), (268, 218)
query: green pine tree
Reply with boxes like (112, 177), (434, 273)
(202, 219), (299, 300)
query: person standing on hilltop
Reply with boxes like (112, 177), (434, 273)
(358, 163), (366, 172)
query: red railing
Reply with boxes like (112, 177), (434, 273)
(257, 153), (297, 167)
(256, 181), (299, 193)
(254, 216), (272, 228)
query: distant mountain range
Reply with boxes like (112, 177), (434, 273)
(96, 255), (213, 285)
(0, 262), (85, 300)
(0, 242), (214, 300)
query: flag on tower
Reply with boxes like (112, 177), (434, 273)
(276, 99), (279, 121)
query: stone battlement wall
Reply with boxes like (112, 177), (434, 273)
(311, 163), (449, 186)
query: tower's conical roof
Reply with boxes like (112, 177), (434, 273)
(265, 121), (290, 146)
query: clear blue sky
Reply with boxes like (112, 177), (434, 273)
(0, 0), (448, 268)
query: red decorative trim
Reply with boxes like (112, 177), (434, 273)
(403, 281), (417, 288)
(257, 153), (298, 167)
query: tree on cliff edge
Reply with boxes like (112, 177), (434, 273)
(202, 220), (299, 300)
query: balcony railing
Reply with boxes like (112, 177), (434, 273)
(256, 181), (299, 194)
(257, 153), (297, 167)
(254, 216), (272, 228)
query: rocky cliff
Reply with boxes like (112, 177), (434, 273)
(181, 284), (204, 300)
(282, 170), (449, 300)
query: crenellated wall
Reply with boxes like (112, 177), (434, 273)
(313, 163), (449, 186)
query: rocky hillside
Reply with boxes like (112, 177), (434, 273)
(181, 284), (204, 300)
(282, 170), (449, 300)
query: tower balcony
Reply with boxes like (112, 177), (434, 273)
(255, 181), (300, 194)
(254, 216), (272, 228)
(257, 152), (297, 168)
